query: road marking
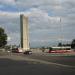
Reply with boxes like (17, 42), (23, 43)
(23, 57), (75, 68)
(0, 55), (75, 68)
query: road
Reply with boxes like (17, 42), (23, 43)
(22, 52), (75, 66)
(0, 52), (75, 75)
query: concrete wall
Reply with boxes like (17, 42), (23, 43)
(20, 14), (30, 51)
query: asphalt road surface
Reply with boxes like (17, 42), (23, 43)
(22, 52), (75, 66)
(0, 52), (75, 75)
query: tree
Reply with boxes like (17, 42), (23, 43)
(49, 47), (52, 52)
(0, 27), (7, 47)
(58, 42), (62, 46)
(71, 39), (75, 49)
(41, 47), (45, 52)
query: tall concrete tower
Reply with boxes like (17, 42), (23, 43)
(20, 14), (30, 51)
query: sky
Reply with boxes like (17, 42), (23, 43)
(0, 0), (75, 47)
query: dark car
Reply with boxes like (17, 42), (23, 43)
(23, 51), (32, 55)
(12, 48), (19, 53)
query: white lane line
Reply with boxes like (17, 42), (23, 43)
(0, 55), (75, 68)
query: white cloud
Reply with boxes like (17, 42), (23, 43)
(0, 0), (16, 5)
(0, 7), (74, 46)
(7, 36), (11, 41)
(0, 8), (61, 46)
(0, 11), (19, 17)
(0, 0), (75, 46)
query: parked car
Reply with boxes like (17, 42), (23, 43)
(12, 47), (23, 53)
(23, 51), (32, 55)
(12, 48), (19, 53)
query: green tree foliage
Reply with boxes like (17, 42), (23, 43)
(0, 27), (7, 47)
(41, 47), (45, 52)
(58, 42), (62, 46)
(71, 39), (75, 49)
(49, 47), (52, 52)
